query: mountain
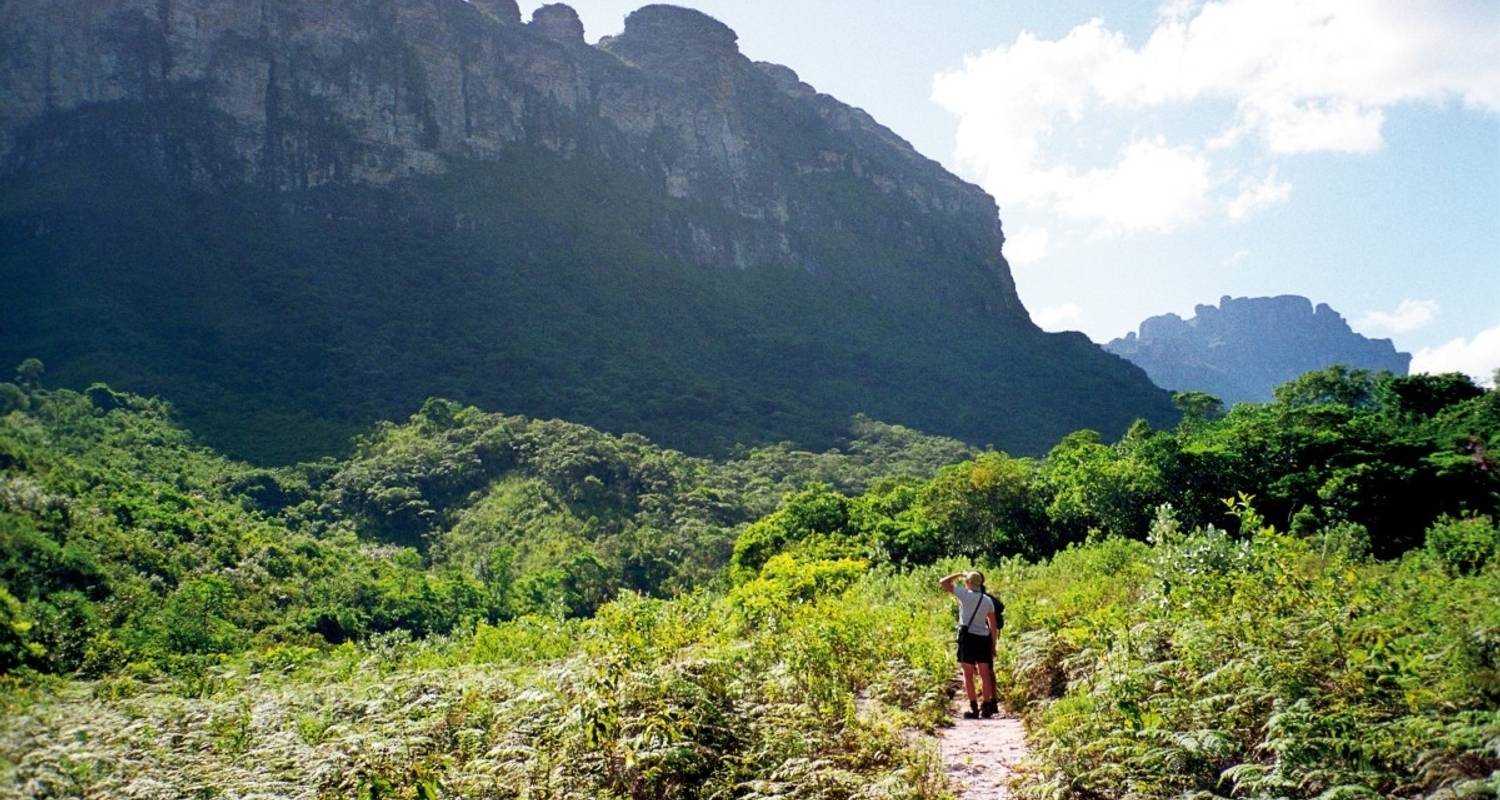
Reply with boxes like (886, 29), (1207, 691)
(0, 0), (1175, 462)
(1105, 295), (1411, 404)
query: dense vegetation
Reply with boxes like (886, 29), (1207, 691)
(994, 512), (1498, 798)
(729, 366), (1498, 571)
(2, 363), (1496, 798)
(0, 361), (970, 677)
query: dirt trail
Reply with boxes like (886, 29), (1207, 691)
(937, 690), (1030, 799)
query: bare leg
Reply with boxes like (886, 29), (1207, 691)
(978, 663), (997, 703)
(960, 662), (977, 705)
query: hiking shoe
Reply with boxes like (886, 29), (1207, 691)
(962, 701), (980, 719)
(980, 700), (998, 719)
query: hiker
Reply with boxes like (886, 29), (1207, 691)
(939, 570), (1000, 719)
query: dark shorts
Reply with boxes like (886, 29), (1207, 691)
(957, 631), (993, 665)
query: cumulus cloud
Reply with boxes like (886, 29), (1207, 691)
(1358, 299), (1440, 334)
(1058, 138), (1214, 235)
(1226, 168), (1292, 221)
(1032, 302), (1083, 330)
(1412, 322), (1500, 387)
(1004, 225), (1051, 266)
(931, 0), (1500, 236)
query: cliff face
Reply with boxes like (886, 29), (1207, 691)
(0, 0), (1173, 461)
(0, 0), (1014, 302)
(1106, 295), (1412, 404)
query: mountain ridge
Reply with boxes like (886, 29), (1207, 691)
(0, 0), (1175, 461)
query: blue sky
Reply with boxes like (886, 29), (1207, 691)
(524, 1), (1500, 383)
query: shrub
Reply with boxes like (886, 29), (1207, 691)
(1426, 514), (1498, 575)
(0, 586), (42, 671)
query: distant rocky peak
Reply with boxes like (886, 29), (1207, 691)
(602, 4), (741, 76)
(1106, 294), (1411, 404)
(530, 3), (584, 42)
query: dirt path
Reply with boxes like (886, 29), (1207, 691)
(937, 689), (1030, 799)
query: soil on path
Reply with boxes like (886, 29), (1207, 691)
(937, 690), (1030, 799)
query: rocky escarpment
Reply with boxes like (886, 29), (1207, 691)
(0, 0), (1014, 302)
(0, 0), (1174, 461)
(1106, 295), (1411, 404)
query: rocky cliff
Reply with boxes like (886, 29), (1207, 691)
(1, 0), (1011, 295)
(0, 0), (1173, 461)
(1106, 295), (1411, 404)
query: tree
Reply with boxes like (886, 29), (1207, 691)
(1272, 365), (1379, 408)
(1172, 391), (1225, 422)
(162, 576), (243, 655)
(919, 452), (1043, 559)
(14, 358), (44, 390)
(730, 484), (853, 579)
(1043, 431), (1166, 542)
(0, 383), (26, 414)
(85, 383), (129, 412)
(1375, 372), (1484, 419)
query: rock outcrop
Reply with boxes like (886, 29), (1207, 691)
(472, 0), (521, 24)
(529, 4), (585, 42)
(1106, 295), (1412, 404)
(0, 0), (1175, 461)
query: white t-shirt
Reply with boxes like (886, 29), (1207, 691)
(954, 586), (996, 636)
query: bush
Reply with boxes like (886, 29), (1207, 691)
(0, 586), (42, 671)
(161, 577), (244, 656)
(1426, 514), (1498, 575)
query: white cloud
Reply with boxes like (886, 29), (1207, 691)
(931, 0), (1500, 236)
(1224, 248), (1251, 267)
(1032, 302), (1082, 330)
(1058, 138), (1214, 235)
(1226, 168), (1292, 220)
(1257, 102), (1386, 154)
(1004, 225), (1050, 266)
(1358, 298), (1440, 333)
(1156, 0), (1203, 25)
(1412, 322), (1500, 387)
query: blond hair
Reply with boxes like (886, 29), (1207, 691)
(967, 571), (985, 590)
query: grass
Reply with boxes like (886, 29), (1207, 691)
(1, 563), (963, 800)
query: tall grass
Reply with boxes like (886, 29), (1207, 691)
(993, 507), (1499, 799)
(1, 563), (960, 799)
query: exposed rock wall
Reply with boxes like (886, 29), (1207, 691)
(0, 0), (1018, 310)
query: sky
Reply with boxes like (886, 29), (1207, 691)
(521, 0), (1500, 385)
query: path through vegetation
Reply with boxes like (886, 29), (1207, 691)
(938, 689), (1029, 799)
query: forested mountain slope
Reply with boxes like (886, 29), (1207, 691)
(0, 0), (1174, 462)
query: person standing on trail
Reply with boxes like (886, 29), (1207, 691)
(940, 570), (1000, 719)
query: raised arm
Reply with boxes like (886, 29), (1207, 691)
(939, 572), (967, 593)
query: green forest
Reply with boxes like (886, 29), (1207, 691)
(1, 361), (1496, 798)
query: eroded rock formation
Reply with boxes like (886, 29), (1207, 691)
(1106, 295), (1412, 404)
